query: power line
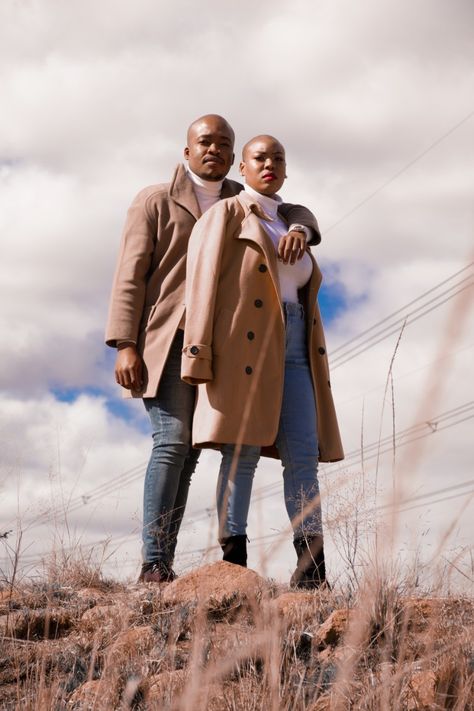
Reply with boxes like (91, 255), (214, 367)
(331, 264), (473, 356)
(330, 282), (473, 370)
(18, 477), (474, 567)
(9, 267), (473, 534)
(325, 108), (474, 234)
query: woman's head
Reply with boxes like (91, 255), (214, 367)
(239, 135), (287, 197)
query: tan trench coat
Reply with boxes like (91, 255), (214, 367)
(182, 191), (344, 462)
(105, 164), (321, 398)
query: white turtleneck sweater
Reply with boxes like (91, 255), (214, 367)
(186, 168), (223, 214)
(244, 184), (313, 304)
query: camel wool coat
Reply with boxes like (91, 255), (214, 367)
(182, 191), (344, 462)
(105, 164), (321, 398)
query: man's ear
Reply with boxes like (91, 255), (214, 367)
(231, 152), (235, 166)
(183, 146), (189, 160)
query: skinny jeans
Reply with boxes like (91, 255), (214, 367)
(216, 302), (322, 541)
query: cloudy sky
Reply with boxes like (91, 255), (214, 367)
(1, 0), (473, 589)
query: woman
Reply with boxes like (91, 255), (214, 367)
(181, 135), (344, 588)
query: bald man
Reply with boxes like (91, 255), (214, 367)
(106, 115), (321, 583)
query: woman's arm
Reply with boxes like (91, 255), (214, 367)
(181, 201), (231, 384)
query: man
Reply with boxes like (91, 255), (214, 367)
(105, 114), (321, 583)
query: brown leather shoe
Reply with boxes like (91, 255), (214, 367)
(138, 561), (177, 584)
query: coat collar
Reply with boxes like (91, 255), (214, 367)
(169, 164), (202, 221)
(169, 164), (243, 220)
(234, 191), (283, 303)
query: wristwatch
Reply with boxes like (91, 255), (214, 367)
(289, 224), (307, 234)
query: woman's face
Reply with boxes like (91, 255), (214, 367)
(239, 136), (286, 197)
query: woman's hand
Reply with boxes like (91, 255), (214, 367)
(278, 230), (307, 265)
(115, 344), (143, 389)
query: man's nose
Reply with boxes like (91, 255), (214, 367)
(207, 143), (220, 154)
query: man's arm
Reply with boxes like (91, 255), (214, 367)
(105, 190), (157, 346)
(277, 202), (321, 264)
(105, 189), (158, 389)
(280, 202), (321, 247)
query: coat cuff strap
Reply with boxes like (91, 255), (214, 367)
(181, 344), (213, 384)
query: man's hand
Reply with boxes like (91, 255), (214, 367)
(115, 345), (143, 390)
(278, 230), (307, 265)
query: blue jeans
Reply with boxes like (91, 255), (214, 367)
(142, 330), (200, 564)
(216, 302), (322, 541)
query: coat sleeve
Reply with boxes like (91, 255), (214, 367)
(181, 202), (229, 384)
(279, 202), (321, 246)
(105, 190), (157, 347)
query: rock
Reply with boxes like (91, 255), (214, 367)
(0, 608), (73, 640)
(403, 670), (437, 710)
(205, 622), (260, 673)
(272, 591), (316, 622)
(315, 609), (351, 648)
(106, 625), (155, 660)
(145, 669), (187, 705)
(307, 694), (332, 711)
(67, 679), (117, 709)
(160, 561), (269, 618)
(80, 602), (137, 646)
(75, 588), (109, 606)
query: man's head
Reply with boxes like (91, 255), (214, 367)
(240, 135), (287, 196)
(184, 114), (235, 181)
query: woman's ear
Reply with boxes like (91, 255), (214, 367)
(239, 160), (245, 176)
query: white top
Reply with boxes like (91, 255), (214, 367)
(244, 185), (313, 303)
(186, 168), (223, 214)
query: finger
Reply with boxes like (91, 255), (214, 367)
(116, 370), (131, 389)
(283, 239), (294, 264)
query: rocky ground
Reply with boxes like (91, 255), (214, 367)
(0, 561), (473, 710)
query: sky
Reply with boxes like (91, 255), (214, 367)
(1, 0), (473, 590)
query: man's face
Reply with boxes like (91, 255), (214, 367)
(184, 117), (235, 181)
(240, 137), (286, 196)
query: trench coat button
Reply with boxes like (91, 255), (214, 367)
(245, 366), (253, 375)
(258, 264), (267, 273)
(247, 331), (255, 340)
(254, 299), (263, 308)
(318, 347), (326, 355)
(190, 346), (199, 355)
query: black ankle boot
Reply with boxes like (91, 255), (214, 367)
(290, 535), (328, 589)
(220, 535), (248, 567)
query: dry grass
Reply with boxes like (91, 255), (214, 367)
(0, 545), (473, 711)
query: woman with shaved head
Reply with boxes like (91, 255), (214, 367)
(182, 135), (343, 588)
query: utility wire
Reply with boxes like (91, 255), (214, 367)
(331, 263), (473, 355)
(10, 267), (473, 532)
(325, 109), (474, 234)
(331, 280), (473, 369)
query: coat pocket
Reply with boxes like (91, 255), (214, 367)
(139, 303), (157, 332)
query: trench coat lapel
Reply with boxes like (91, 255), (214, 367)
(235, 193), (283, 304)
(169, 163), (201, 221)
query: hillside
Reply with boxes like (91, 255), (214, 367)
(0, 561), (473, 710)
